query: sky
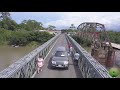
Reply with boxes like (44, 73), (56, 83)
(10, 12), (120, 31)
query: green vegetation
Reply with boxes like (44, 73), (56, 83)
(0, 12), (55, 46)
(26, 41), (40, 47)
(107, 31), (120, 44)
(109, 67), (120, 77)
(71, 30), (120, 46)
(0, 29), (54, 46)
(99, 30), (120, 44)
(83, 47), (91, 53)
(69, 24), (76, 30)
(71, 30), (120, 53)
(71, 35), (91, 53)
(48, 25), (56, 30)
(72, 35), (92, 47)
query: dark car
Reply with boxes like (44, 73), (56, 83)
(51, 46), (69, 69)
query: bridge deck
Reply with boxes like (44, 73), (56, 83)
(34, 34), (83, 78)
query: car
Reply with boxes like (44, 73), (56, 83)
(51, 46), (69, 69)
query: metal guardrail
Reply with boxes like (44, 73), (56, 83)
(0, 34), (60, 78)
(66, 34), (112, 78)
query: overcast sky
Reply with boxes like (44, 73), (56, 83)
(10, 12), (120, 31)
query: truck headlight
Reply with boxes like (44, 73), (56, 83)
(52, 61), (56, 64)
(64, 61), (68, 64)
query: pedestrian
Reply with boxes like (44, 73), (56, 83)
(70, 45), (73, 57)
(37, 55), (44, 73)
(74, 51), (80, 66)
(68, 43), (71, 53)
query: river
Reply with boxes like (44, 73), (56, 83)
(0, 46), (37, 72)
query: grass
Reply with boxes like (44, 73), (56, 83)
(83, 47), (91, 54)
(25, 41), (40, 48)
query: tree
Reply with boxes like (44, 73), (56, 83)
(0, 18), (18, 30)
(19, 20), (44, 31)
(0, 12), (11, 20)
(48, 25), (56, 30)
(0, 12), (18, 31)
(69, 24), (76, 30)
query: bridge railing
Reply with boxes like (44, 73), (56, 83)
(66, 34), (112, 78)
(0, 34), (60, 78)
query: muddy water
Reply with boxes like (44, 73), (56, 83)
(0, 46), (37, 72)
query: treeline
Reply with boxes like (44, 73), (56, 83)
(107, 31), (120, 44)
(0, 12), (47, 31)
(0, 29), (54, 46)
(0, 12), (55, 46)
(72, 35), (91, 47)
(99, 30), (120, 44)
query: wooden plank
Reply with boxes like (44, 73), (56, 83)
(106, 42), (120, 50)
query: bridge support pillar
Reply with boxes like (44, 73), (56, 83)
(106, 50), (115, 68)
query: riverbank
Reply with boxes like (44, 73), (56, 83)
(0, 30), (54, 47)
(0, 41), (39, 48)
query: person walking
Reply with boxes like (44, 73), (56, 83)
(68, 43), (71, 53)
(37, 56), (44, 73)
(74, 51), (80, 66)
(70, 45), (73, 57)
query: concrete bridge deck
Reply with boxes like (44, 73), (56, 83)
(34, 34), (83, 78)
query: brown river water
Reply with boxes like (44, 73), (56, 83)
(0, 46), (37, 72)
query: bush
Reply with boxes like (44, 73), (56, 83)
(0, 29), (12, 43)
(27, 41), (39, 47)
(107, 31), (120, 44)
(10, 31), (54, 46)
(0, 29), (54, 46)
(72, 35), (91, 47)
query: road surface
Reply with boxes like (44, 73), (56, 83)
(34, 34), (83, 78)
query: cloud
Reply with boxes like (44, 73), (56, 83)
(10, 12), (62, 24)
(10, 12), (120, 30)
(45, 12), (120, 30)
